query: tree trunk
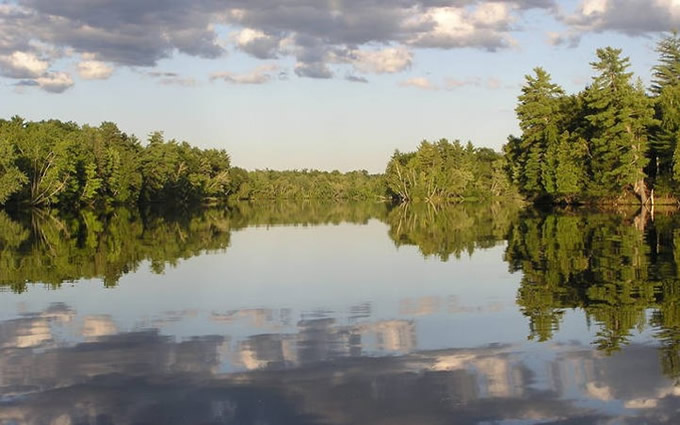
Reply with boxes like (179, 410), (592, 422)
(634, 178), (649, 206)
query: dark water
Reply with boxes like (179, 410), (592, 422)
(1, 202), (680, 424)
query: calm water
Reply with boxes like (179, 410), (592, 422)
(1, 202), (679, 424)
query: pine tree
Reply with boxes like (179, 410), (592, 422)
(515, 67), (565, 198)
(585, 47), (654, 203)
(555, 131), (587, 201)
(650, 33), (680, 191)
(651, 32), (680, 95)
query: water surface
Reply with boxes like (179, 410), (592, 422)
(0, 202), (679, 424)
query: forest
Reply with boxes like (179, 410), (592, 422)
(506, 33), (680, 205)
(0, 117), (511, 208)
(4, 33), (680, 209)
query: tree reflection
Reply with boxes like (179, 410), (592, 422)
(385, 201), (522, 260)
(0, 208), (234, 292)
(8, 201), (680, 379)
(0, 202), (390, 292)
(504, 209), (680, 375)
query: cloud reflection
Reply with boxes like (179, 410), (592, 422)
(0, 304), (679, 424)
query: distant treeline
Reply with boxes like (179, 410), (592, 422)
(0, 118), (514, 209)
(506, 33), (680, 205)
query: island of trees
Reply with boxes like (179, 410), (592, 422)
(3, 33), (680, 209)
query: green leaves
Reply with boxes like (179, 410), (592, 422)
(509, 47), (656, 204)
(0, 119), (236, 208)
(513, 68), (565, 198)
(384, 139), (511, 202)
(0, 137), (28, 205)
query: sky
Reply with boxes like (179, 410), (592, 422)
(0, 0), (677, 172)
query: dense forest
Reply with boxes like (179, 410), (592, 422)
(506, 33), (680, 205)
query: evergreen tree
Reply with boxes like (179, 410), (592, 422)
(651, 32), (680, 95)
(515, 67), (565, 197)
(585, 47), (654, 203)
(554, 131), (587, 200)
(651, 33), (680, 192)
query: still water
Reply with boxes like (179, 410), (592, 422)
(0, 202), (679, 424)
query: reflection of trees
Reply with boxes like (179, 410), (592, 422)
(0, 208), (234, 292)
(0, 201), (522, 291)
(227, 200), (390, 228)
(386, 201), (522, 260)
(505, 210), (680, 375)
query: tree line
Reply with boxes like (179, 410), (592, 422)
(0, 116), (516, 209)
(0, 118), (233, 208)
(506, 33), (680, 205)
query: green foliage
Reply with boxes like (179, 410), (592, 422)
(505, 210), (680, 359)
(230, 169), (384, 201)
(386, 201), (522, 260)
(0, 119), (233, 208)
(586, 49), (654, 199)
(384, 139), (516, 202)
(0, 127), (28, 204)
(514, 67), (564, 197)
(650, 33), (680, 193)
(508, 47), (658, 204)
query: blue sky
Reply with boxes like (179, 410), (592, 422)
(0, 0), (676, 172)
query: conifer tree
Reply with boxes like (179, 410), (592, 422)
(585, 47), (654, 203)
(515, 67), (565, 197)
(651, 33), (680, 190)
(555, 131), (587, 200)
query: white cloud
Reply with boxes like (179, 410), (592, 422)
(581, 0), (608, 16)
(474, 2), (514, 26)
(349, 47), (412, 74)
(561, 0), (680, 39)
(232, 28), (284, 59)
(407, 5), (515, 50)
(0, 51), (49, 78)
(77, 60), (113, 80)
(35, 71), (74, 93)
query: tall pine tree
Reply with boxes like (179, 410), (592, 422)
(650, 33), (680, 190)
(585, 47), (655, 203)
(515, 67), (565, 198)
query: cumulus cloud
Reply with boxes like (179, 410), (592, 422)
(77, 57), (113, 80)
(405, 4), (516, 50)
(232, 28), (285, 59)
(555, 0), (680, 44)
(0, 0), (565, 91)
(294, 62), (333, 79)
(35, 71), (74, 93)
(0, 51), (49, 78)
(211, 64), (279, 84)
(349, 47), (413, 74)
